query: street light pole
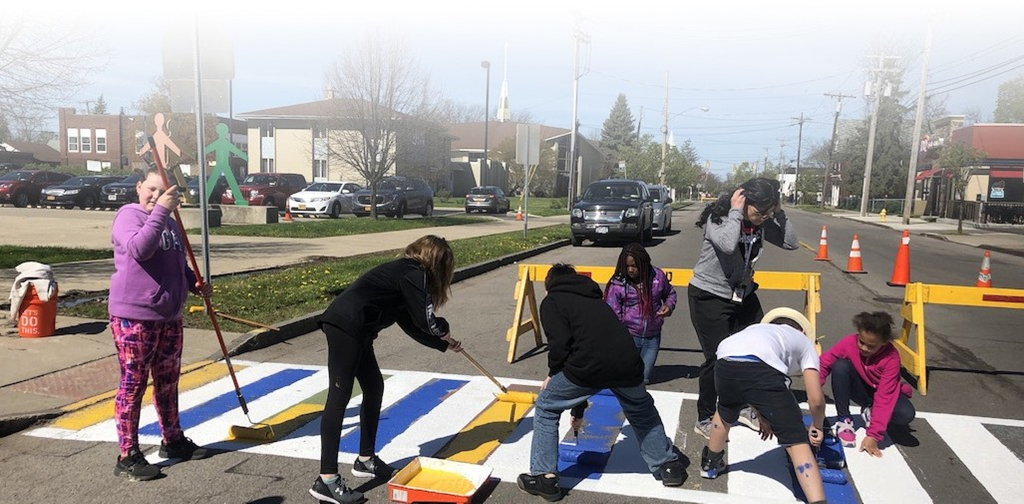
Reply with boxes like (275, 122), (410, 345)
(481, 60), (490, 188)
(659, 71), (669, 186)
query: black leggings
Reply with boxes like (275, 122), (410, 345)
(688, 285), (763, 421)
(319, 323), (385, 474)
(830, 357), (915, 425)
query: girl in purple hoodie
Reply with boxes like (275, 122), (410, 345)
(108, 167), (209, 481)
(604, 243), (677, 384)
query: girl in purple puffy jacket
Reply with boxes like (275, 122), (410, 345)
(604, 243), (678, 384)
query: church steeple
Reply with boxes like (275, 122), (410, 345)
(496, 42), (511, 122)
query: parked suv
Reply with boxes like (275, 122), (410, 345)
(0, 170), (72, 207)
(569, 179), (654, 246)
(352, 176), (434, 218)
(646, 184), (673, 235)
(221, 172), (308, 210)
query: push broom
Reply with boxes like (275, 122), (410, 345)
(146, 137), (274, 442)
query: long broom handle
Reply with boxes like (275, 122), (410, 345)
(147, 137), (249, 416)
(459, 349), (508, 394)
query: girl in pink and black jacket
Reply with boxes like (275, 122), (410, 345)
(820, 311), (915, 457)
(604, 243), (677, 384)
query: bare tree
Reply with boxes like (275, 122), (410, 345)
(0, 18), (101, 136)
(435, 99), (484, 125)
(937, 141), (987, 234)
(322, 32), (441, 218)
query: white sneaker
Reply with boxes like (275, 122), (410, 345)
(737, 406), (760, 431)
(862, 406), (871, 428)
(694, 419), (713, 440)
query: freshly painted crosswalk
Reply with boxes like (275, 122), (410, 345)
(26, 361), (1024, 503)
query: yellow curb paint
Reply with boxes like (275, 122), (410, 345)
(434, 398), (533, 463)
(53, 361), (242, 430)
(226, 402), (323, 442)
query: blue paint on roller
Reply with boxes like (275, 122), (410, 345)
(140, 368), (316, 436)
(340, 378), (466, 453)
(556, 390), (625, 478)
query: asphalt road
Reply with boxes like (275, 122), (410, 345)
(3, 205), (1022, 504)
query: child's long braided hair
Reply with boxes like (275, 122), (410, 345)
(605, 242), (655, 319)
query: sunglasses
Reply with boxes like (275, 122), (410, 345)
(749, 206), (775, 219)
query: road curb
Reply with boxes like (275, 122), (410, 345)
(0, 238), (570, 437)
(919, 232), (1024, 259)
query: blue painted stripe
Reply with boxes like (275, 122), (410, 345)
(139, 368), (316, 436)
(557, 390), (624, 478)
(339, 378), (466, 453)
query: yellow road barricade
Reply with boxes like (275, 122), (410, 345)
(506, 263), (822, 363)
(894, 283), (1024, 396)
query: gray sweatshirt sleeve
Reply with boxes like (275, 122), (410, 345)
(705, 208), (744, 254)
(762, 210), (799, 250)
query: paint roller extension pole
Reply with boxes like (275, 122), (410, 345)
(459, 349), (508, 393)
(147, 137), (251, 419)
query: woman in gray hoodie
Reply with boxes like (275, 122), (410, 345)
(687, 177), (798, 439)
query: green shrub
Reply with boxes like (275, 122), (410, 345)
(436, 187), (451, 203)
(549, 198), (566, 209)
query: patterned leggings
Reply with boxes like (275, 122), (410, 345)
(111, 316), (184, 454)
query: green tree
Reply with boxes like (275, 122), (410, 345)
(93, 94), (108, 115)
(600, 94), (636, 153)
(938, 141), (987, 233)
(664, 139), (702, 192)
(0, 113), (10, 141)
(993, 75), (1024, 123)
(834, 55), (914, 203)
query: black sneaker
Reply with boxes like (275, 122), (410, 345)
(659, 458), (686, 487)
(309, 475), (366, 504)
(351, 454), (395, 479)
(700, 446), (726, 479)
(160, 436), (208, 460)
(114, 447), (161, 481)
(517, 473), (562, 502)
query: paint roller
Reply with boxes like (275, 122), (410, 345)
(146, 137), (274, 442)
(458, 349), (536, 404)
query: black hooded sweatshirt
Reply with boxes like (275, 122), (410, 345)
(540, 273), (644, 389)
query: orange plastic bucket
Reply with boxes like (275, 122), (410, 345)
(18, 284), (58, 338)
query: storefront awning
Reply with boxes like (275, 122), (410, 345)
(915, 168), (942, 181)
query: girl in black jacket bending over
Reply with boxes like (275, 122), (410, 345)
(309, 235), (463, 504)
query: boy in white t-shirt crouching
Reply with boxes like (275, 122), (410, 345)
(700, 307), (827, 504)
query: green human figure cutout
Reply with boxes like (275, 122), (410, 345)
(204, 123), (248, 206)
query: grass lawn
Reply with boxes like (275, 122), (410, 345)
(62, 224), (570, 331)
(1, 245), (111, 269)
(188, 215), (490, 238)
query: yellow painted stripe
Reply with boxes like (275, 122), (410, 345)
(434, 399), (533, 463)
(227, 402), (323, 442)
(53, 361), (243, 430)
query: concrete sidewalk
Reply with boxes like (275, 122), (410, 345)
(0, 214), (568, 435)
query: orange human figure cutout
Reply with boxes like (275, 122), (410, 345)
(138, 113), (182, 163)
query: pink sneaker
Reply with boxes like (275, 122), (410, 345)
(835, 417), (856, 448)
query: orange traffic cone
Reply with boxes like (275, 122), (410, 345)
(886, 229), (911, 287)
(814, 225), (830, 261)
(844, 234), (867, 274)
(283, 208), (293, 222)
(976, 250), (992, 288)
(515, 206), (523, 221)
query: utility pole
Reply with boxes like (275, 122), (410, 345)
(824, 93), (856, 207)
(763, 147), (770, 177)
(903, 25), (933, 225)
(660, 71), (670, 186)
(860, 53), (900, 216)
(567, 26), (589, 202)
(792, 113), (810, 204)
(635, 106), (643, 143)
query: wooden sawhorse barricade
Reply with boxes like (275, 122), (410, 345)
(893, 283), (1024, 395)
(505, 263), (822, 363)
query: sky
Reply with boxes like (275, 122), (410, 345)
(11, 0), (1024, 177)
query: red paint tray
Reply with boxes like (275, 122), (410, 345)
(387, 456), (492, 504)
